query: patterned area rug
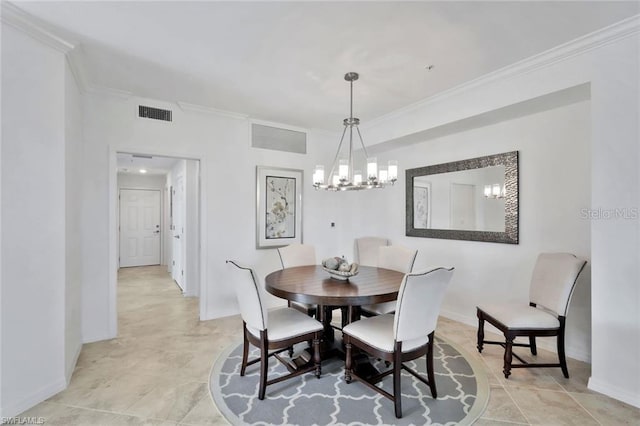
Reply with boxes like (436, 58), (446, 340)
(209, 337), (489, 425)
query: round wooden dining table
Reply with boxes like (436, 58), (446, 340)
(265, 265), (405, 368)
(264, 265), (405, 308)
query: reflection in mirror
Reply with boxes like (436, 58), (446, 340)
(406, 151), (518, 244)
(414, 166), (505, 231)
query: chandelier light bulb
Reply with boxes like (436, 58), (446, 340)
(388, 160), (398, 182)
(314, 165), (325, 185)
(338, 159), (349, 182)
(354, 170), (363, 186)
(379, 168), (388, 183)
(367, 157), (378, 181)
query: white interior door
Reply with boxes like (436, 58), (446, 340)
(172, 175), (185, 290)
(119, 189), (161, 267)
(450, 183), (476, 230)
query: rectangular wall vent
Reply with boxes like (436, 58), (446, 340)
(251, 123), (306, 154)
(139, 105), (172, 122)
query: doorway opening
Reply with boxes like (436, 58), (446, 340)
(113, 151), (203, 335)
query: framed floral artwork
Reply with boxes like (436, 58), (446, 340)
(256, 166), (303, 248)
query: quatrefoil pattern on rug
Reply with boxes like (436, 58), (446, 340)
(210, 337), (489, 425)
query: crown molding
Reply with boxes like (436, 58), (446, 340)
(1, 1), (88, 91)
(177, 101), (248, 120)
(1, 1), (75, 53)
(364, 14), (640, 130)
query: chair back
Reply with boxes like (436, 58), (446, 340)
(529, 253), (587, 317)
(277, 244), (316, 268)
(226, 260), (267, 331)
(355, 236), (390, 266)
(394, 267), (454, 342)
(378, 245), (417, 273)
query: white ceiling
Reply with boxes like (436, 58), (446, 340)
(13, 1), (639, 130)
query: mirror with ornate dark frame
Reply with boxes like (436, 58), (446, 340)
(406, 151), (519, 244)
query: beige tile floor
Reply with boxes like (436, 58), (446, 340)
(18, 265), (640, 425)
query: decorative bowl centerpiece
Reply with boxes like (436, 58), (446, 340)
(322, 257), (359, 281)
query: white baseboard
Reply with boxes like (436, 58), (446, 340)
(588, 377), (640, 409)
(440, 309), (478, 328)
(82, 330), (115, 344)
(66, 343), (83, 385)
(0, 377), (66, 418)
(201, 305), (241, 321)
(439, 309), (591, 363)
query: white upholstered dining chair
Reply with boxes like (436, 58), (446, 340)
(360, 245), (418, 316)
(354, 236), (390, 266)
(226, 260), (323, 400)
(476, 253), (587, 379)
(343, 266), (454, 418)
(277, 244), (317, 317)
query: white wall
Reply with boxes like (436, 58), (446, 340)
(355, 24), (640, 407)
(185, 160), (199, 297)
(346, 101), (592, 360)
(589, 34), (640, 407)
(64, 61), (83, 383)
(165, 160), (198, 294)
(1, 24), (67, 416)
(81, 93), (339, 340)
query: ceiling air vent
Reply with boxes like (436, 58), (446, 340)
(138, 105), (172, 122)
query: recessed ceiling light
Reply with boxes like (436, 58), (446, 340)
(139, 169), (147, 174)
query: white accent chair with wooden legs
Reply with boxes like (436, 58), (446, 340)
(226, 260), (323, 400)
(354, 236), (390, 266)
(360, 245), (418, 316)
(476, 253), (587, 379)
(343, 266), (454, 418)
(277, 244), (318, 317)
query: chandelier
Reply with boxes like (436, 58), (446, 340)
(312, 72), (397, 191)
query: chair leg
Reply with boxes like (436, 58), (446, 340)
(240, 325), (249, 376)
(476, 310), (485, 353)
(393, 343), (403, 419)
(313, 333), (321, 378)
(426, 332), (437, 398)
(258, 333), (268, 400)
(344, 339), (352, 384)
(529, 336), (537, 356)
(503, 334), (514, 378)
(558, 318), (569, 378)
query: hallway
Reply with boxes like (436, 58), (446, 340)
(21, 266), (237, 425)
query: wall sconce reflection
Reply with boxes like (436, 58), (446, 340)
(484, 184), (505, 199)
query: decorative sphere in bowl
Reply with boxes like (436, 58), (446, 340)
(321, 258), (359, 281)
